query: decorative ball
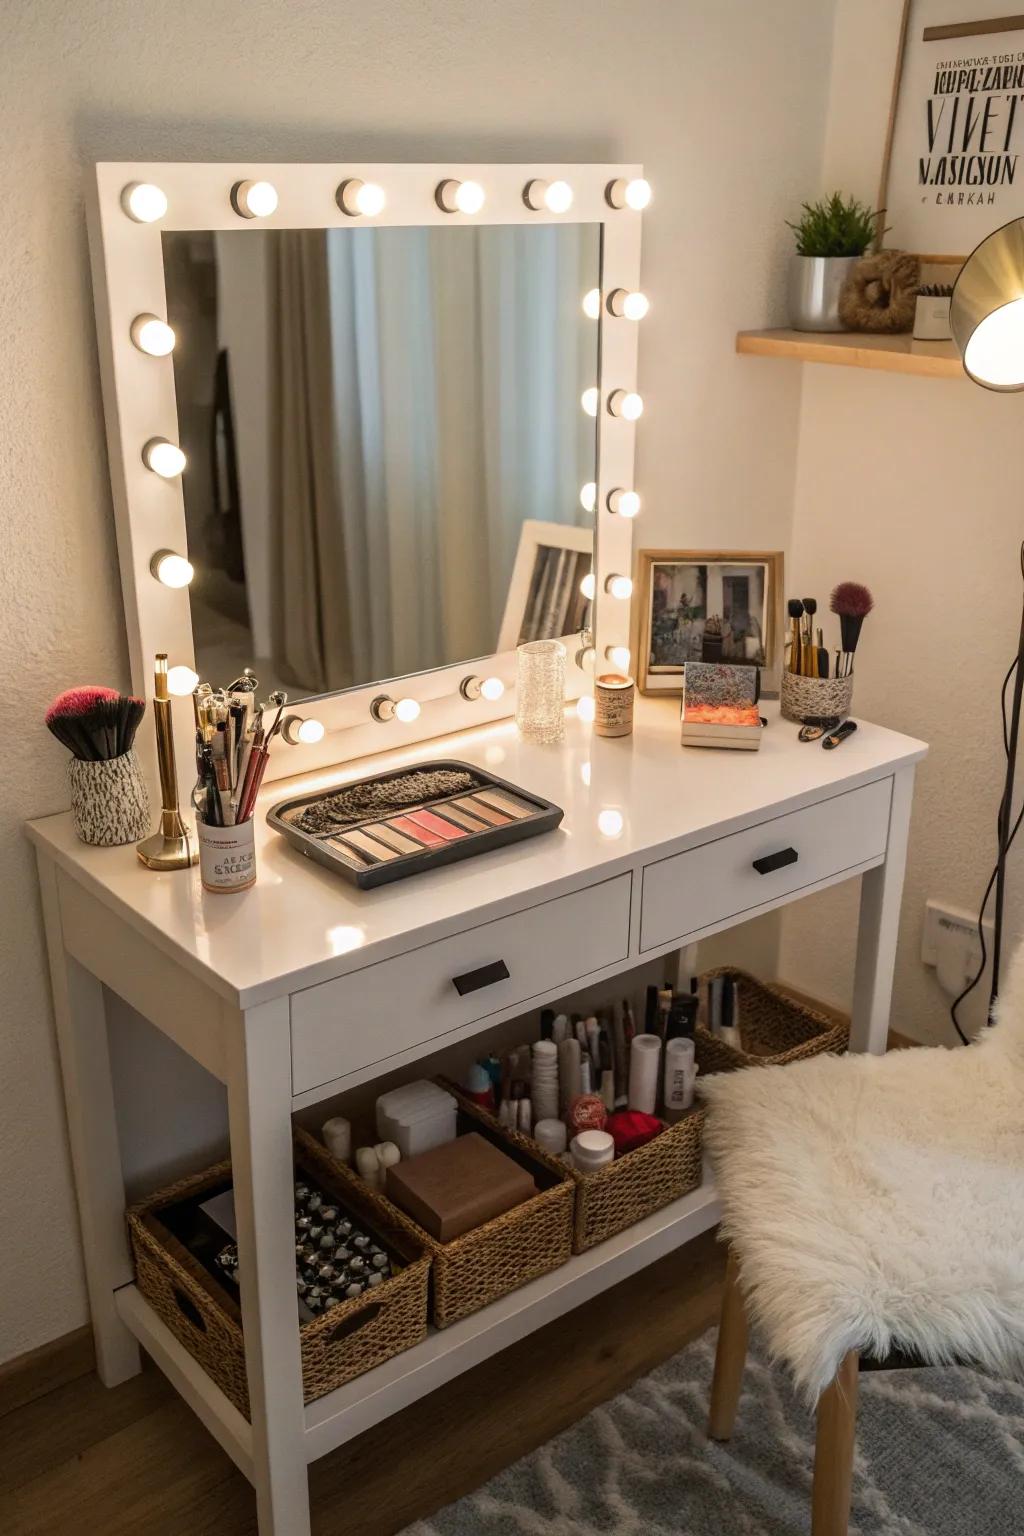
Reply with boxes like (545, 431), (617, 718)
(566, 1093), (608, 1134)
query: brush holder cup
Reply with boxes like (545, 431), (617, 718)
(68, 749), (150, 847)
(780, 671), (854, 724)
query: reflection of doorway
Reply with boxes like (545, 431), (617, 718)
(723, 575), (750, 656)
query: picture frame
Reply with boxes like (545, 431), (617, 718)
(497, 520), (593, 652)
(634, 549), (783, 696)
(878, 0), (1024, 261)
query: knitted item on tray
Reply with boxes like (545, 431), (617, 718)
(294, 768), (480, 837)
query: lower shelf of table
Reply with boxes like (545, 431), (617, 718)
(116, 1176), (721, 1478)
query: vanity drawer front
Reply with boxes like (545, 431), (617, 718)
(291, 873), (632, 1093)
(640, 777), (892, 952)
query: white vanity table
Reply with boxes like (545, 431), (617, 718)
(29, 695), (925, 1536)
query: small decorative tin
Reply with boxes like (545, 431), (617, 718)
(594, 673), (635, 737)
(198, 818), (256, 893)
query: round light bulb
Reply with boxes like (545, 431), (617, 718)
(143, 438), (187, 478)
(337, 178), (386, 217)
(625, 178), (652, 210)
(580, 571), (596, 600)
(130, 315), (176, 357)
(232, 179), (279, 219)
(545, 179), (573, 213)
(577, 694), (595, 722)
(480, 676), (505, 701)
(582, 288), (601, 320)
(122, 182), (168, 223)
(454, 180), (484, 214)
(394, 697), (421, 723)
(606, 574), (633, 600)
(580, 482), (597, 513)
(608, 389), (644, 421)
(622, 290), (650, 320)
(581, 387), (599, 417)
(297, 717), (325, 744)
(606, 645), (631, 671)
(152, 552), (194, 588)
(575, 645), (596, 673)
(608, 488), (641, 518)
(598, 808), (625, 839)
(166, 664), (200, 696)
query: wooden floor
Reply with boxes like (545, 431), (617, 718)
(0, 1230), (725, 1536)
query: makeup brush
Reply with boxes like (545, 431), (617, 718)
(787, 599), (804, 674)
(830, 581), (874, 678)
(801, 598), (817, 677)
(45, 687), (145, 761)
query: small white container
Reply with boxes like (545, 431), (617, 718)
(913, 293), (952, 341)
(570, 1129), (615, 1172)
(198, 818), (256, 893)
(375, 1081), (458, 1158)
(534, 1118), (568, 1156)
(663, 1037), (697, 1123)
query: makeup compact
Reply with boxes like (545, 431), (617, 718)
(269, 760), (563, 888)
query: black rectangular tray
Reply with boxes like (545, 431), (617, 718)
(268, 759), (564, 889)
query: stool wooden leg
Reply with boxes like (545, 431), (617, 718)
(708, 1248), (748, 1440)
(811, 1350), (859, 1536)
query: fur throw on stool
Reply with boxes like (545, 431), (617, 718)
(838, 250), (920, 333)
(700, 943), (1024, 1402)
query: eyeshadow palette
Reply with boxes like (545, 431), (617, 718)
(268, 760), (564, 888)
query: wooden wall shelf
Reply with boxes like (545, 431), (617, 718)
(736, 328), (963, 380)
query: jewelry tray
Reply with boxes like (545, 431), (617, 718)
(267, 759), (564, 889)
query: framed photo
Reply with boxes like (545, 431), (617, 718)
(879, 1), (1024, 259)
(634, 549), (783, 696)
(498, 520), (593, 651)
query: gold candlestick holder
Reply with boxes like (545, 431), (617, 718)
(137, 653), (197, 870)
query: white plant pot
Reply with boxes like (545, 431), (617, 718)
(788, 255), (859, 333)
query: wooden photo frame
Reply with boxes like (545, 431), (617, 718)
(634, 550), (783, 696)
(878, 0), (1024, 263)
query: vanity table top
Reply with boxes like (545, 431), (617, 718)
(28, 698), (927, 1009)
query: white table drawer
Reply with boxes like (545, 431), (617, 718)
(291, 873), (632, 1093)
(640, 777), (892, 952)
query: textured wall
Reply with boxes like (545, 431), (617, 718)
(777, 0), (1024, 1043)
(0, 0), (834, 1361)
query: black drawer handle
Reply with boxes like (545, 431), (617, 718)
(752, 847), (799, 876)
(452, 959), (510, 997)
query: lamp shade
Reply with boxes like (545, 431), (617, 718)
(950, 216), (1024, 391)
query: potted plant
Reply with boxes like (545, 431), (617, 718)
(785, 192), (884, 332)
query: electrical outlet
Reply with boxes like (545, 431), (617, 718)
(921, 900), (991, 972)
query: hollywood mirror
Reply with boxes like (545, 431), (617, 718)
(88, 165), (646, 778)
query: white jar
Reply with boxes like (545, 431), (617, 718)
(198, 818), (256, 893)
(570, 1129), (614, 1172)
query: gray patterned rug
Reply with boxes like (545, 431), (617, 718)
(403, 1331), (1024, 1535)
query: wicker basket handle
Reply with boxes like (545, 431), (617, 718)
(172, 1286), (208, 1334)
(324, 1299), (383, 1347)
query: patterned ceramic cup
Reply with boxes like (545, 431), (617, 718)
(68, 750), (150, 847)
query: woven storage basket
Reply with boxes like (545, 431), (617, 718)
(127, 1127), (430, 1418)
(448, 1085), (704, 1255)
(696, 967), (849, 1074)
(329, 1089), (575, 1329)
(780, 670), (853, 724)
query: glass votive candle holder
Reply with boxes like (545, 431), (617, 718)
(516, 639), (567, 744)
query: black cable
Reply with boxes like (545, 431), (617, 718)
(950, 556), (1024, 1043)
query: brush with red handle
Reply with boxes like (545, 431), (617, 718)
(829, 582), (874, 679)
(45, 687), (146, 761)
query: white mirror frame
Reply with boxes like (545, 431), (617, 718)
(87, 162), (644, 782)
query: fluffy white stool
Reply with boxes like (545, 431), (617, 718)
(700, 957), (1024, 1536)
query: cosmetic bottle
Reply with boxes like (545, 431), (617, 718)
(666, 993), (697, 1041)
(719, 979), (742, 1051)
(570, 1129), (615, 1173)
(663, 1037), (696, 1123)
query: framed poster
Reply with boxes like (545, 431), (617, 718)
(882, 3), (1024, 257)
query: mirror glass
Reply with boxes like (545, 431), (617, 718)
(162, 224), (601, 699)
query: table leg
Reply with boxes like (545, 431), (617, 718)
(35, 853), (141, 1387)
(228, 998), (310, 1536)
(850, 765), (915, 1055)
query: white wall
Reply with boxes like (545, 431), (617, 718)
(0, 0), (834, 1363)
(777, 0), (1024, 1042)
